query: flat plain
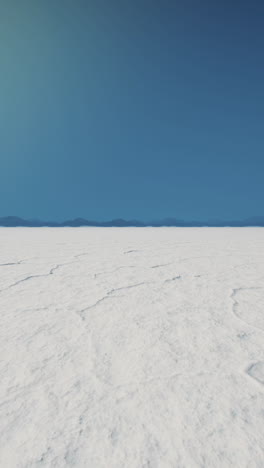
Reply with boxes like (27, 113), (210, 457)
(0, 227), (263, 467)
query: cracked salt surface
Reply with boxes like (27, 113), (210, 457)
(0, 227), (264, 467)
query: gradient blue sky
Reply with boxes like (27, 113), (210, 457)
(1, 0), (264, 221)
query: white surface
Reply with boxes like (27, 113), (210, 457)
(0, 227), (263, 467)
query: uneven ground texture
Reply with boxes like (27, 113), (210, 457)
(0, 227), (264, 468)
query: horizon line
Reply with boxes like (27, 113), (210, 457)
(1, 215), (264, 227)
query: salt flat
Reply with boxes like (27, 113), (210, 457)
(0, 227), (263, 468)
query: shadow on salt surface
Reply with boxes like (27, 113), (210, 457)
(246, 362), (264, 385)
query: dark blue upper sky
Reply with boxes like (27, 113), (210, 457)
(1, 0), (264, 221)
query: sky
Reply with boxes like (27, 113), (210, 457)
(1, 0), (264, 222)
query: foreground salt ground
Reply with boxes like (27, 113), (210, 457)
(0, 228), (264, 468)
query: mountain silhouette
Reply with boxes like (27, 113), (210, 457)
(1, 216), (264, 227)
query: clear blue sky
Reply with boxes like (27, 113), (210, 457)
(1, 0), (264, 221)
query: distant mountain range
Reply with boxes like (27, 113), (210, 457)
(1, 216), (264, 227)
